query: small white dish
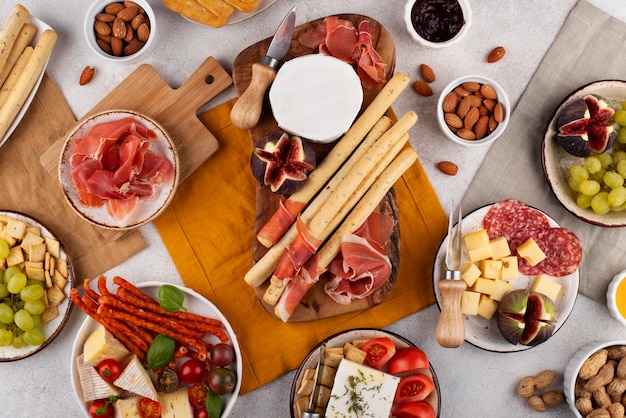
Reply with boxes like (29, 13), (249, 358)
(437, 74), (510, 147)
(404, 0), (471, 48)
(607, 269), (626, 327)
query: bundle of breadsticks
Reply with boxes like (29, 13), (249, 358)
(0, 4), (57, 143)
(243, 72), (419, 321)
(163, 0), (260, 28)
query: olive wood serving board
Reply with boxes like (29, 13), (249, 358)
(40, 56), (232, 240)
(232, 14), (398, 322)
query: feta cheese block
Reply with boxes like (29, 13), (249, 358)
(113, 396), (141, 418)
(113, 355), (158, 401)
(76, 354), (122, 402)
(160, 387), (194, 418)
(325, 358), (400, 418)
(269, 54), (363, 144)
(83, 324), (130, 366)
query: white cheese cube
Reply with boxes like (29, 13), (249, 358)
(113, 355), (158, 401)
(83, 325), (130, 366)
(160, 387), (194, 418)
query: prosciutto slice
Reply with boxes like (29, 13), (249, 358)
(256, 199), (307, 247)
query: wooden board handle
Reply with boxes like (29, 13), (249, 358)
(230, 62), (276, 130)
(436, 279), (466, 348)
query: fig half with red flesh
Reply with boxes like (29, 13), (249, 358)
(250, 132), (316, 195)
(496, 290), (557, 346)
(557, 94), (617, 157)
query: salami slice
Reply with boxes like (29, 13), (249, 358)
(535, 227), (583, 277)
(484, 199), (550, 243)
(483, 199), (527, 239)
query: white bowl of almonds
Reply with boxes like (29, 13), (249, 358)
(84, 0), (155, 61)
(437, 74), (510, 147)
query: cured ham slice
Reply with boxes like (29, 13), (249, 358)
(272, 218), (323, 281)
(256, 199), (307, 248)
(274, 256), (320, 322)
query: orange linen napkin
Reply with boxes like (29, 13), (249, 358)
(154, 98), (447, 394)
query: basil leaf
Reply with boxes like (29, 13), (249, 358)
(147, 334), (176, 369)
(206, 388), (223, 418)
(158, 284), (186, 312)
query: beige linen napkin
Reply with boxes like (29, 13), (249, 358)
(464, 0), (626, 302)
(3, 75), (145, 281)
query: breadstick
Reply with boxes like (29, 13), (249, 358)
(0, 29), (56, 141)
(0, 45), (32, 109)
(0, 4), (29, 77)
(0, 23), (36, 88)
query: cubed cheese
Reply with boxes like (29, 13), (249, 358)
(461, 291), (481, 315)
(83, 325), (130, 366)
(477, 295), (499, 319)
(516, 238), (546, 266)
(479, 259), (503, 279)
(113, 355), (158, 401)
(489, 236), (511, 260)
(500, 256), (519, 280)
(463, 229), (490, 250)
(113, 397), (141, 418)
(461, 262), (481, 287)
(76, 354), (122, 402)
(531, 275), (562, 301)
(491, 280), (514, 302)
(472, 278), (495, 296)
(467, 245), (493, 262)
(160, 387), (194, 418)
(326, 359), (400, 417)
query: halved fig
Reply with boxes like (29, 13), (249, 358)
(250, 132), (316, 195)
(496, 290), (557, 346)
(557, 94), (617, 157)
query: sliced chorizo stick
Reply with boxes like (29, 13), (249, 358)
(82, 278), (100, 304)
(97, 275), (112, 297)
(112, 276), (155, 304)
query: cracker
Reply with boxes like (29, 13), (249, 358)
(197, 0), (235, 19)
(163, 0), (231, 28)
(223, 0), (260, 13)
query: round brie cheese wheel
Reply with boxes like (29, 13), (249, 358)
(269, 54), (363, 144)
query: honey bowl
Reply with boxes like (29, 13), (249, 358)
(607, 269), (626, 327)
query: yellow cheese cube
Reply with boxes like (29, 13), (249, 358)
(516, 238), (546, 266)
(489, 237), (511, 260)
(461, 262), (481, 287)
(479, 259), (503, 279)
(531, 275), (562, 302)
(491, 280), (514, 302)
(464, 229), (490, 250)
(500, 256), (519, 280)
(477, 295), (499, 319)
(461, 291), (481, 315)
(467, 245), (493, 262)
(472, 278), (495, 296)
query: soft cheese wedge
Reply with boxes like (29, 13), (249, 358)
(83, 324), (130, 366)
(113, 355), (158, 401)
(160, 387), (194, 418)
(76, 354), (122, 402)
(114, 396), (141, 418)
(325, 358), (400, 418)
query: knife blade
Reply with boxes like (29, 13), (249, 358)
(301, 342), (326, 418)
(230, 6), (296, 130)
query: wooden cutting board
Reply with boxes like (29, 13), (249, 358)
(40, 56), (232, 240)
(232, 14), (399, 322)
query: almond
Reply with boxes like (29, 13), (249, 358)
(413, 80), (433, 96)
(444, 112), (463, 129)
(130, 13), (145, 30)
(480, 83), (498, 100)
(94, 20), (112, 36)
(453, 85), (471, 97)
(487, 46), (506, 63)
(96, 13), (116, 22)
(489, 115), (498, 132)
(79, 66), (95, 86)
(437, 161), (458, 176)
(112, 17), (127, 38)
(474, 115), (489, 139)
(110, 36), (124, 56)
(462, 81), (481, 92)
(419, 64), (436, 83)
(442, 92), (458, 113)
(463, 107), (480, 129)
(124, 40), (145, 56)
(483, 98), (497, 112)
(96, 38), (112, 54)
(105, 2), (125, 14)
(493, 102), (505, 122)
(456, 128), (476, 140)
(136, 22), (150, 43)
(456, 96), (471, 118)
(117, 5), (139, 22)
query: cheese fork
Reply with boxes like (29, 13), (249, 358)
(435, 201), (466, 348)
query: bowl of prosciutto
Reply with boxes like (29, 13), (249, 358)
(59, 110), (179, 230)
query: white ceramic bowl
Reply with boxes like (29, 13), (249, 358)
(564, 340), (626, 417)
(59, 110), (179, 230)
(404, 0), (472, 48)
(84, 0), (156, 62)
(437, 75), (510, 147)
(607, 269), (626, 327)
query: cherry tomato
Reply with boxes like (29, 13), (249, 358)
(180, 358), (206, 384)
(188, 382), (209, 407)
(195, 407), (209, 418)
(88, 398), (114, 418)
(97, 358), (122, 382)
(207, 367), (237, 395)
(392, 401), (436, 418)
(156, 368), (180, 393)
(210, 343), (235, 367)
(138, 397), (162, 418)
(388, 347), (429, 375)
(394, 374), (435, 405)
(361, 337), (396, 369)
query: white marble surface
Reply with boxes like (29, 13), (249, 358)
(2, 0), (626, 417)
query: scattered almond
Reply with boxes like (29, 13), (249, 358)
(419, 63), (436, 83)
(79, 66), (95, 86)
(487, 46), (506, 63)
(413, 80), (433, 96)
(437, 161), (458, 176)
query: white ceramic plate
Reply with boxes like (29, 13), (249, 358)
(289, 328), (440, 417)
(0, 16), (53, 150)
(0, 210), (75, 361)
(71, 281), (242, 417)
(182, 0), (277, 26)
(432, 204), (580, 352)
(542, 80), (626, 227)
(58, 110), (179, 230)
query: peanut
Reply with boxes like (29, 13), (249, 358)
(517, 376), (535, 398)
(586, 364), (616, 392)
(541, 391), (564, 407)
(608, 346), (626, 360)
(608, 402), (625, 418)
(607, 377), (626, 398)
(616, 357), (626, 379)
(587, 409), (611, 418)
(580, 349), (609, 380)
(534, 370), (557, 391)
(594, 386), (613, 409)
(527, 395), (548, 412)
(576, 397), (594, 416)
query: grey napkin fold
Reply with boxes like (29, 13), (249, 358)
(463, 0), (626, 303)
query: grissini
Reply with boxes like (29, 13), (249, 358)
(0, 22), (36, 88)
(0, 28), (56, 142)
(0, 45), (32, 109)
(0, 4), (29, 77)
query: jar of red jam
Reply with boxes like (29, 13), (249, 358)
(404, 0), (472, 48)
